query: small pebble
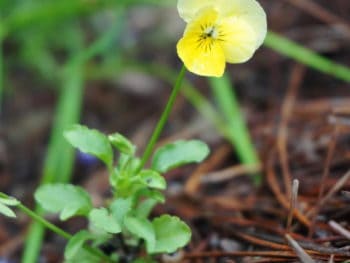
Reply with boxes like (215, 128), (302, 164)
(220, 238), (242, 252)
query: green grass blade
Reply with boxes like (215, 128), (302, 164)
(21, 63), (84, 263)
(209, 75), (261, 185)
(2, 0), (171, 36)
(264, 31), (350, 83)
(43, 65), (85, 184)
(5, 1), (103, 33)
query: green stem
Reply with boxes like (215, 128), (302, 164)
(19, 205), (112, 262)
(139, 64), (186, 169)
(0, 192), (112, 262)
(19, 204), (72, 240)
(0, 194), (66, 246)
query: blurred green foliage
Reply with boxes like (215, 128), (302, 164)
(0, 1), (174, 262)
(0, 0), (173, 86)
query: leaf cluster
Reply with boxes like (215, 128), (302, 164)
(34, 124), (209, 262)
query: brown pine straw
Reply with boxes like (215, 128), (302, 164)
(185, 144), (232, 197)
(283, 0), (350, 38)
(277, 64), (305, 199)
(184, 250), (349, 261)
(266, 150), (311, 227)
(308, 126), (339, 237)
(235, 232), (289, 250)
(200, 163), (262, 184)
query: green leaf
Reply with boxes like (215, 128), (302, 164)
(64, 230), (93, 260)
(64, 124), (113, 167)
(132, 259), (157, 263)
(150, 215), (191, 254)
(152, 140), (210, 173)
(136, 189), (165, 204)
(108, 132), (136, 155)
(89, 208), (121, 234)
(0, 197), (20, 206)
(0, 202), (16, 218)
(124, 215), (155, 252)
(135, 199), (158, 219)
(0, 196), (19, 218)
(61, 203), (84, 221)
(35, 184), (92, 220)
(139, 170), (166, 190)
(110, 197), (133, 225)
(64, 249), (100, 263)
(124, 156), (141, 176)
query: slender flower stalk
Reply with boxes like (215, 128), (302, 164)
(139, 65), (186, 169)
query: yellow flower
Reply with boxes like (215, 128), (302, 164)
(176, 0), (267, 77)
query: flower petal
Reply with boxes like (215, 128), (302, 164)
(214, 0), (267, 48)
(177, 35), (225, 77)
(218, 16), (258, 63)
(177, 0), (215, 22)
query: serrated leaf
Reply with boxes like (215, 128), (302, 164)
(64, 230), (92, 260)
(0, 202), (16, 218)
(150, 215), (191, 254)
(152, 140), (210, 173)
(124, 215), (155, 252)
(89, 208), (121, 234)
(35, 184), (92, 220)
(0, 197), (20, 206)
(64, 124), (113, 167)
(108, 132), (136, 155)
(110, 197), (133, 225)
(139, 170), (166, 190)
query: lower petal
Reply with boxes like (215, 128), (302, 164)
(177, 35), (226, 77)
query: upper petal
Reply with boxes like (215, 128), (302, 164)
(221, 0), (267, 48)
(177, 0), (215, 22)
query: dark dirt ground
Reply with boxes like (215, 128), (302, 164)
(1, 0), (350, 262)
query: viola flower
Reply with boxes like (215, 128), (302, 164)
(176, 0), (267, 77)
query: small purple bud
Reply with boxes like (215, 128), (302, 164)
(76, 151), (99, 167)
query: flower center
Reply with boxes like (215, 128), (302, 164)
(203, 25), (218, 39)
(196, 23), (224, 52)
(201, 25), (219, 40)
